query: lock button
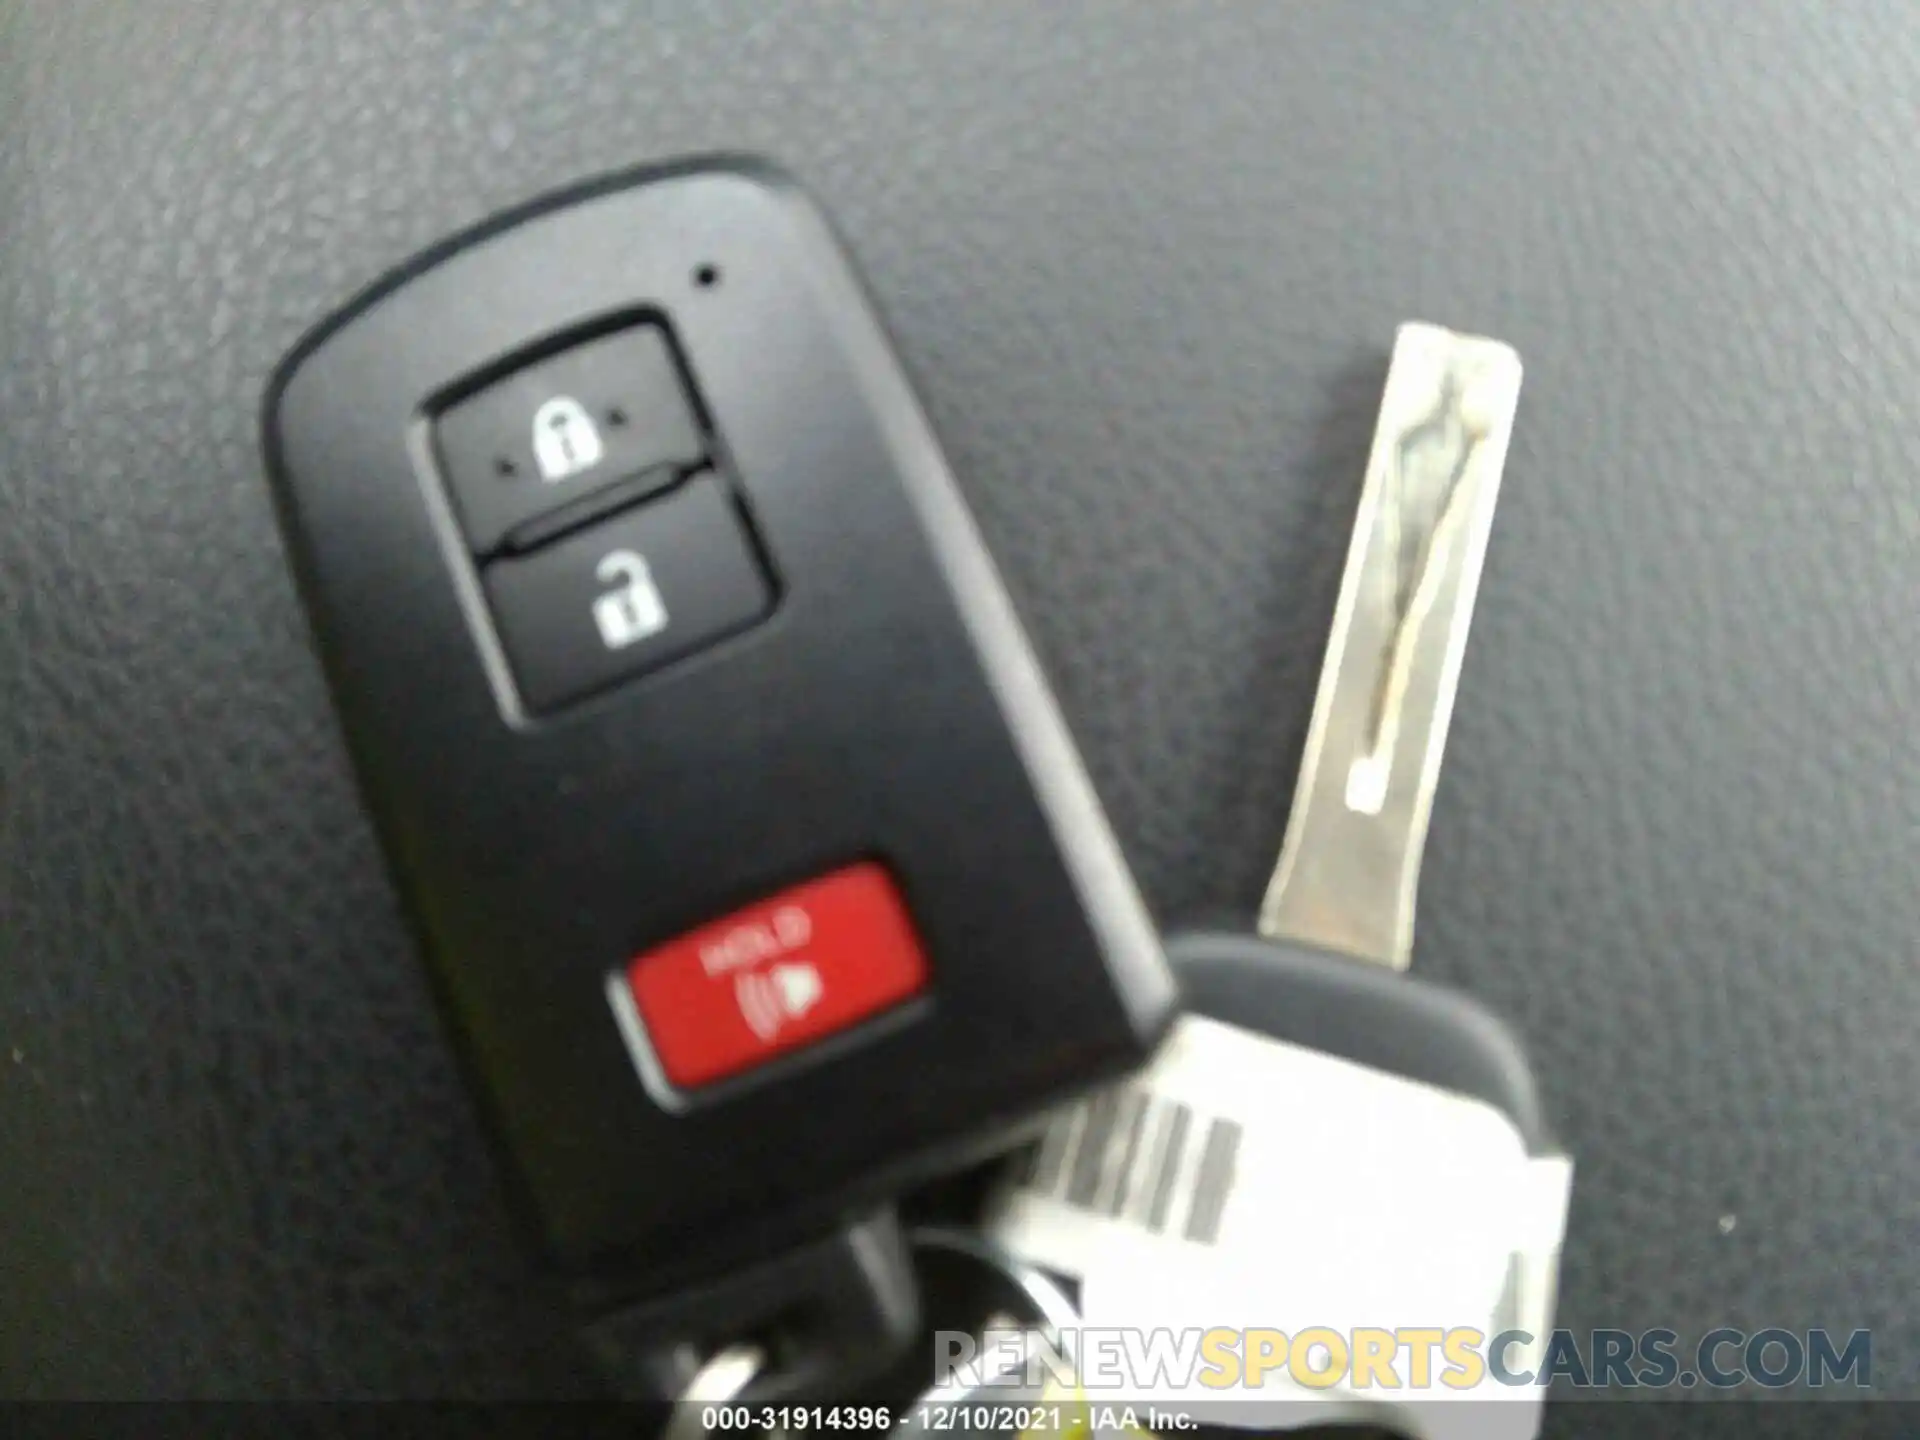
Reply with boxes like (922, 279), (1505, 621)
(437, 325), (707, 557)
(482, 473), (773, 713)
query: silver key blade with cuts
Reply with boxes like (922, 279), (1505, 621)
(1259, 323), (1523, 969)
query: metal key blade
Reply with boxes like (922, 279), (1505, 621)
(1257, 323), (1522, 969)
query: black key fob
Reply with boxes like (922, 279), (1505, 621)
(263, 160), (1176, 1376)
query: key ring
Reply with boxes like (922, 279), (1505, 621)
(660, 1342), (766, 1440)
(649, 1227), (1082, 1440)
(896, 1226), (1084, 1428)
(909, 1226), (1081, 1350)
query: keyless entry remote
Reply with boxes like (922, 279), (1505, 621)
(263, 161), (1175, 1364)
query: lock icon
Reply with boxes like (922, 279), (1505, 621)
(531, 395), (605, 483)
(591, 549), (670, 651)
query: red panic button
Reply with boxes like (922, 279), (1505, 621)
(624, 862), (931, 1090)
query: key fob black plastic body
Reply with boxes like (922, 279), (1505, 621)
(1172, 930), (1553, 1149)
(263, 159), (1175, 1301)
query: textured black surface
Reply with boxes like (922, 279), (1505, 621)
(2, 0), (1917, 1425)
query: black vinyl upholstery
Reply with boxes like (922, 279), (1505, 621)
(2, 2), (1916, 1426)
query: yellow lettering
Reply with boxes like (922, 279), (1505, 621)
(1289, 1327), (1348, 1390)
(1442, 1328), (1487, 1390)
(1243, 1329), (1288, 1386)
(1350, 1328), (1401, 1390)
(1399, 1328), (1444, 1388)
(1198, 1329), (1240, 1388)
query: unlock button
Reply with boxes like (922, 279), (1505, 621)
(482, 474), (774, 713)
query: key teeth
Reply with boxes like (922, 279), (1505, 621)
(1258, 322), (1524, 970)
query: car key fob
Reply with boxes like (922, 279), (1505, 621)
(262, 159), (1176, 1390)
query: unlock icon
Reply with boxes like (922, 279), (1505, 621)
(592, 549), (670, 650)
